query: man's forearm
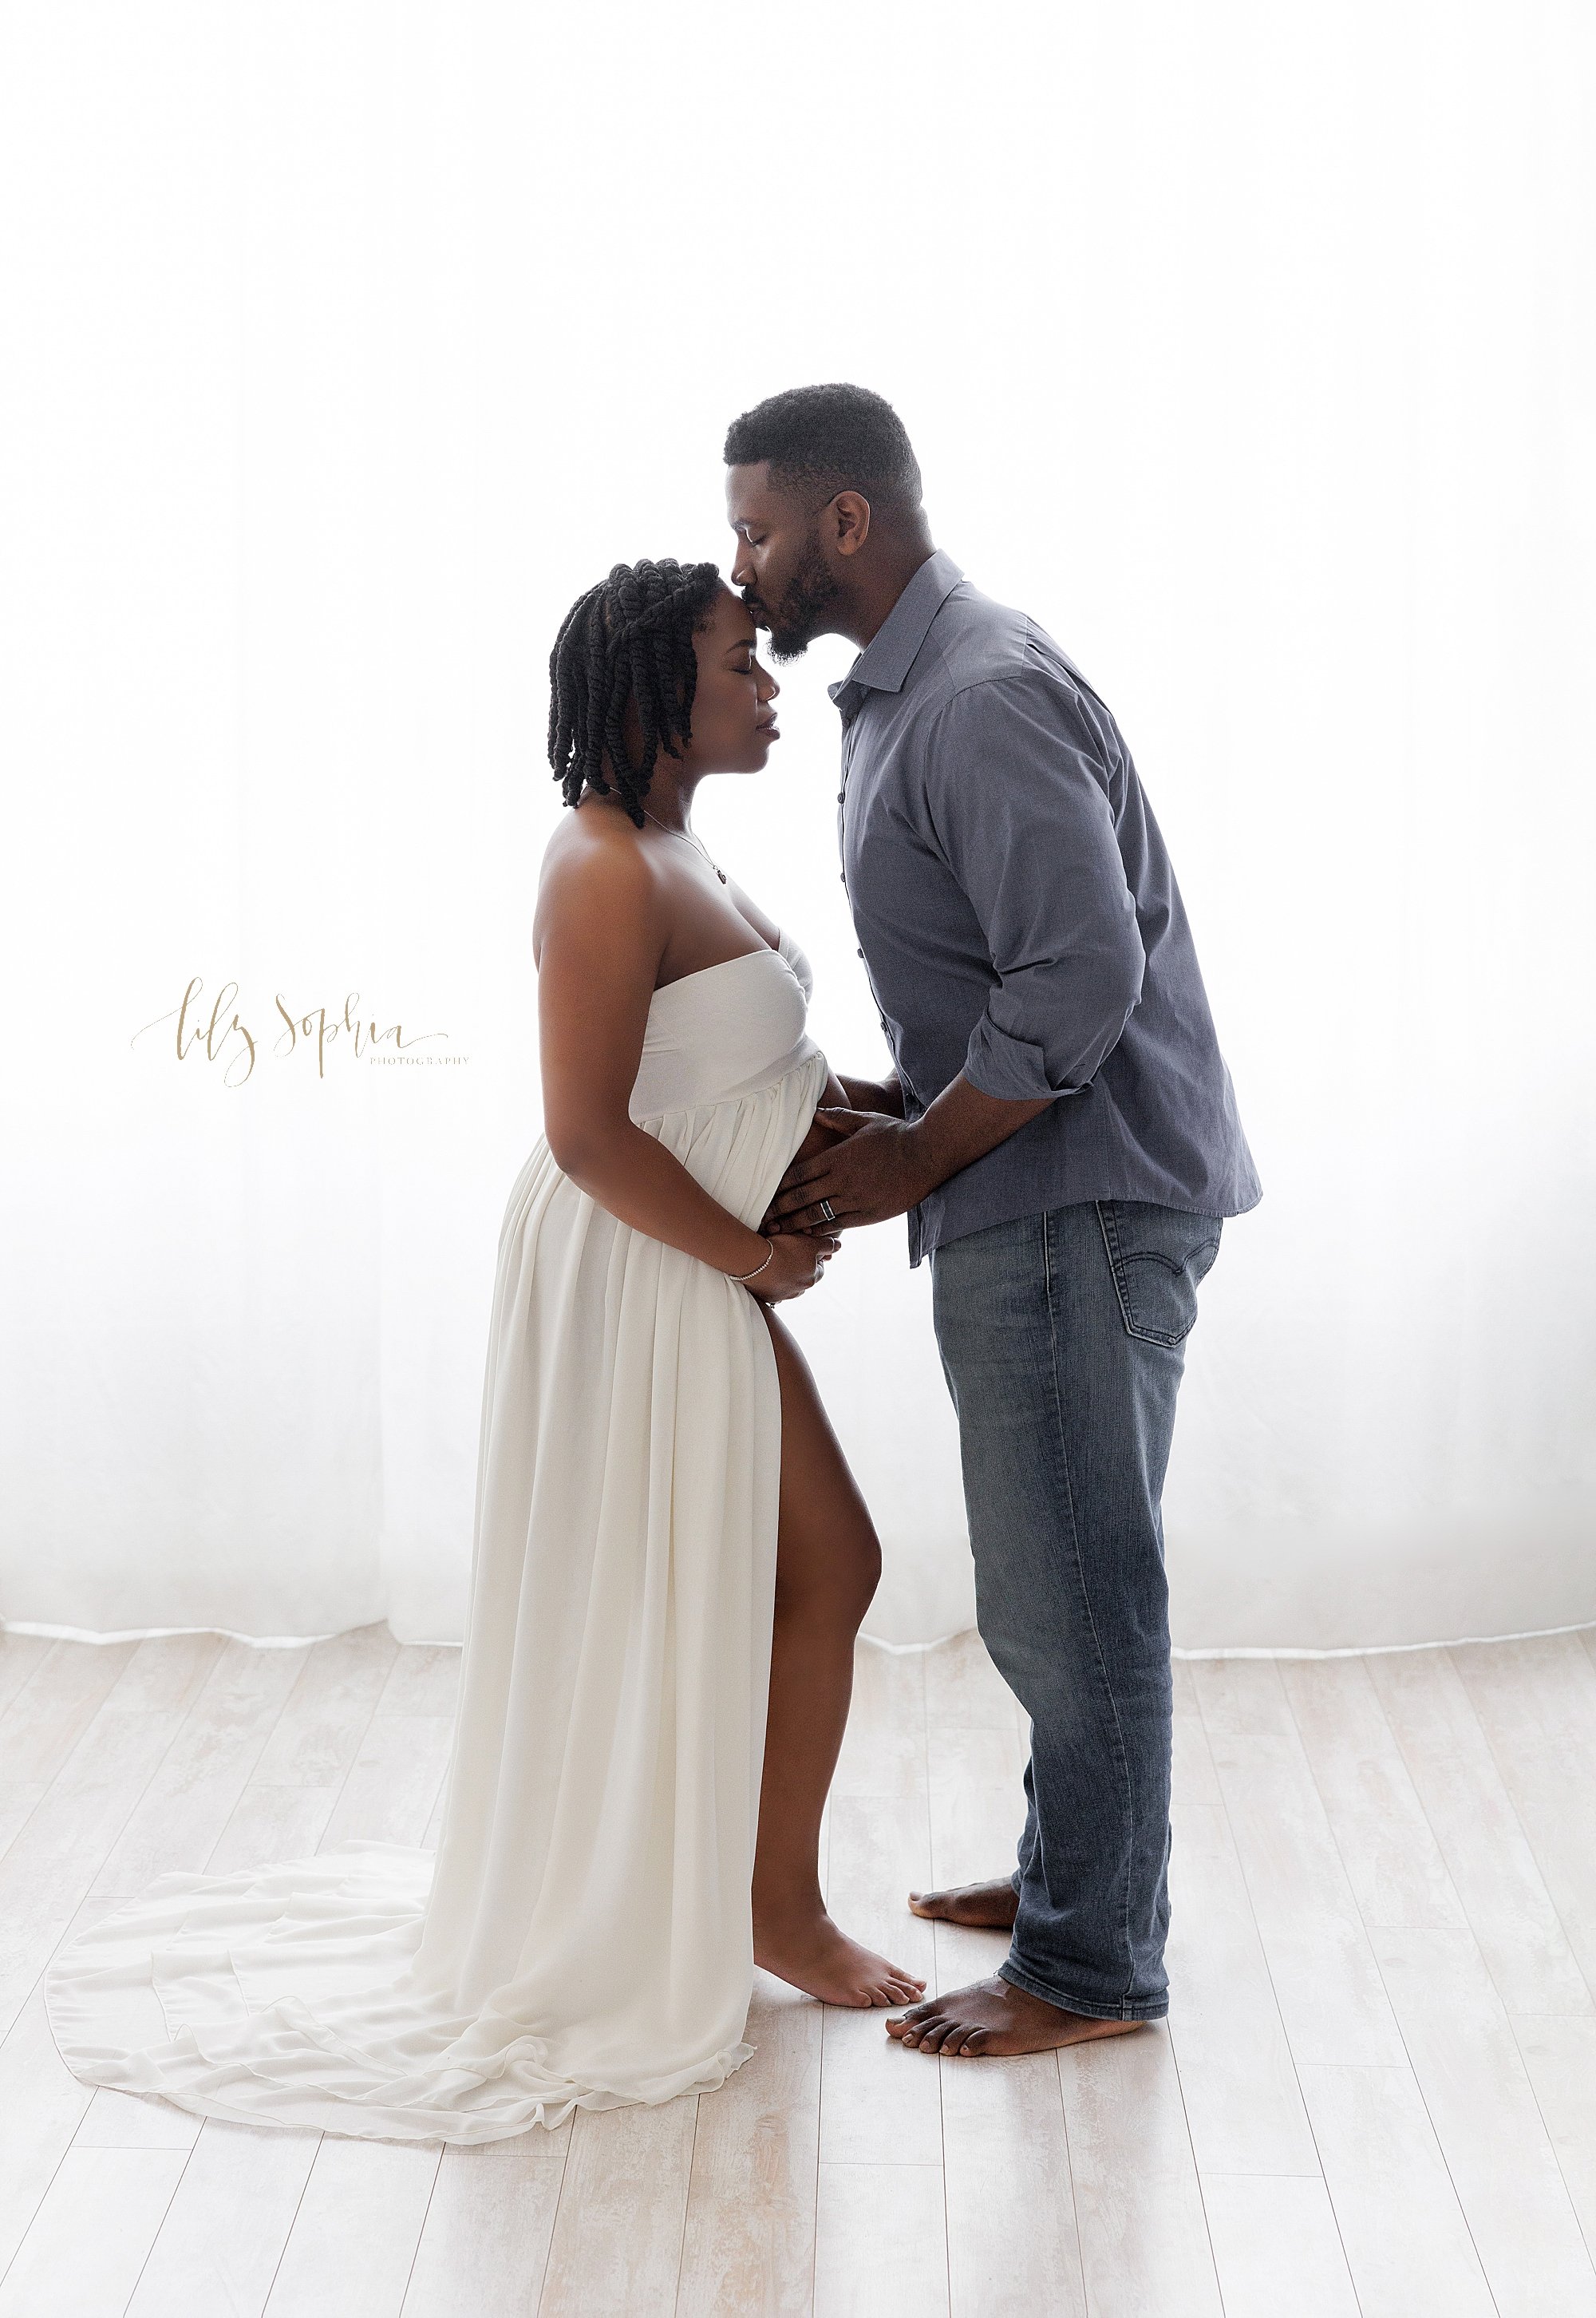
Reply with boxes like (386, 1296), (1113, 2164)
(836, 1070), (906, 1117)
(904, 1073), (1053, 1195)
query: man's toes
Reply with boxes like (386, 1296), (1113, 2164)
(891, 1996), (948, 2046)
(953, 2028), (990, 2057)
(915, 2015), (959, 2054)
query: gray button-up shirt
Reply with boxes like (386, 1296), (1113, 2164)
(830, 548), (1262, 1267)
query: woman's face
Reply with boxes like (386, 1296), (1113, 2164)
(679, 583), (780, 776)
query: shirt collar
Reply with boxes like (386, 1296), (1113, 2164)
(828, 548), (966, 717)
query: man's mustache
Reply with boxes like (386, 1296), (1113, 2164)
(739, 588), (771, 627)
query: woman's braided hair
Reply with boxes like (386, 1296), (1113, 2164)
(547, 558), (724, 827)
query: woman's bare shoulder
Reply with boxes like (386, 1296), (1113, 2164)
(535, 802), (659, 962)
(539, 802), (654, 896)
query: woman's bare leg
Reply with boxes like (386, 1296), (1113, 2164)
(752, 1304), (926, 2007)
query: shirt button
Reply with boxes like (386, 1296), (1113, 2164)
(836, 791), (845, 803)
(855, 946), (864, 958)
(839, 872), (846, 884)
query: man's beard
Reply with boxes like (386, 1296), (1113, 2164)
(747, 528), (846, 663)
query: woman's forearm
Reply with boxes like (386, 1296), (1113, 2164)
(551, 1120), (769, 1276)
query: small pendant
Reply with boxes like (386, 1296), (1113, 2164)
(717, 868), (727, 883)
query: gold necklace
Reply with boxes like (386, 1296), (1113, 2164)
(640, 804), (728, 884)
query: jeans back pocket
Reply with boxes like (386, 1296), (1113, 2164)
(1095, 1199), (1223, 1347)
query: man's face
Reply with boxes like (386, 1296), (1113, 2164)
(725, 462), (847, 662)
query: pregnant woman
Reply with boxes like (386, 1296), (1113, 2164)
(46, 557), (921, 2140)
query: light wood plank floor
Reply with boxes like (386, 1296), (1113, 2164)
(2, 1623), (1594, 2316)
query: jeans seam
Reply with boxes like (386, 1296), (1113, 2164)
(1041, 1206), (1140, 2012)
(1096, 1199), (1135, 1335)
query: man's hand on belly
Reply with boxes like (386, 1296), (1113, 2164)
(763, 1074), (1056, 1235)
(763, 1110), (936, 1234)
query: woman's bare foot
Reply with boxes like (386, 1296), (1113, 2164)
(907, 1877), (1020, 1930)
(887, 1975), (1149, 2056)
(755, 1907), (926, 2008)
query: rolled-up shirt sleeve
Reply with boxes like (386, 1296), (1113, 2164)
(922, 671), (1146, 1102)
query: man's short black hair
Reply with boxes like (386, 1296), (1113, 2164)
(723, 383), (923, 516)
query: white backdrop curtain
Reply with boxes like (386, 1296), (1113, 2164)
(2, 2), (1592, 1651)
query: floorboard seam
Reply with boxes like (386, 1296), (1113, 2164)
(1187, 1667), (1366, 2314)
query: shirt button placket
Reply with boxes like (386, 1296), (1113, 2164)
(838, 723), (855, 891)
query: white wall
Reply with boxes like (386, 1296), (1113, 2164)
(2, 1), (1592, 1649)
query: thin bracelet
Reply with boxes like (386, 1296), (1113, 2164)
(728, 1237), (775, 1283)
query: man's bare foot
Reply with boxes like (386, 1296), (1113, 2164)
(907, 1877), (1019, 1931)
(755, 1908), (926, 2008)
(886, 1974), (1149, 2056)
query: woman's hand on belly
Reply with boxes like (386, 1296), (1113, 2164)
(787, 1070), (855, 1167)
(790, 1112), (847, 1167)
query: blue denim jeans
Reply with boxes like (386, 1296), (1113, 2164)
(929, 1197), (1223, 2020)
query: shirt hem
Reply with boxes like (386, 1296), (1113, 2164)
(912, 1174), (1263, 1268)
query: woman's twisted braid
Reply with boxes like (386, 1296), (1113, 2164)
(547, 558), (723, 826)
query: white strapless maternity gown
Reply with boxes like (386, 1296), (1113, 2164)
(45, 930), (829, 2140)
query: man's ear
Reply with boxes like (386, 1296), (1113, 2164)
(830, 490), (873, 559)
